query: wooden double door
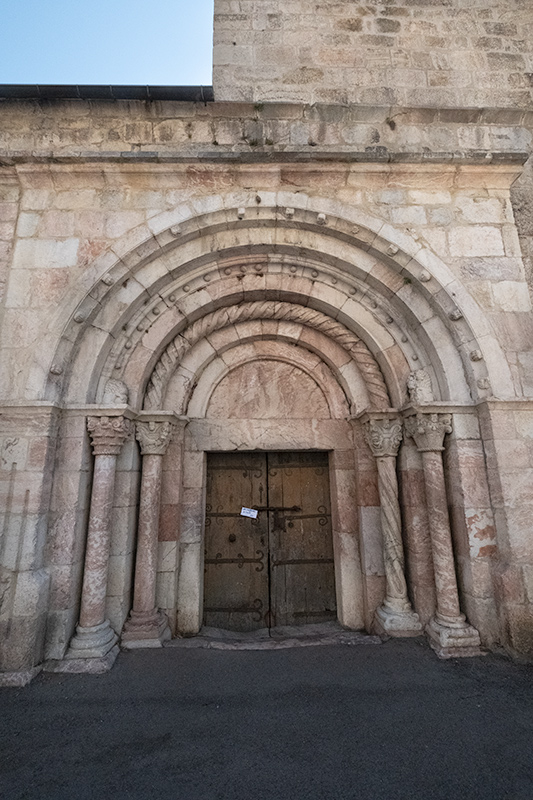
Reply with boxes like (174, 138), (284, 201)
(203, 451), (336, 631)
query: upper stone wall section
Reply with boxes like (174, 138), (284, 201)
(213, 0), (533, 108)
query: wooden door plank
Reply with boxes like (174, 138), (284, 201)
(269, 452), (337, 626)
(204, 452), (269, 631)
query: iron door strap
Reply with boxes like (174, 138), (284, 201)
(204, 551), (265, 572)
(203, 598), (264, 622)
(271, 558), (335, 567)
(254, 506), (302, 512)
(254, 505), (302, 531)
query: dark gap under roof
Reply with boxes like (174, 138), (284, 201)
(0, 85), (214, 101)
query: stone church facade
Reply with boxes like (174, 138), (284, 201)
(1, 0), (533, 684)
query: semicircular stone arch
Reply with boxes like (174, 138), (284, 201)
(161, 329), (368, 418)
(144, 300), (390, 412)
(171, 341), (352, 420)
(43, 198), (503, 409)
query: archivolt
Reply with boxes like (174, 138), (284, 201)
(144, 300), (390, 411)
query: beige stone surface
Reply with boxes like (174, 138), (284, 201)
(213, 0), (533, 109)
(1, 3), (533, 677)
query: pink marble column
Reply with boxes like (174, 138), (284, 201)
(66, 415), (131, 667)
(122, 418), (179, 648)
(361, 413), (422, 636)
(405, 412), (481, 658)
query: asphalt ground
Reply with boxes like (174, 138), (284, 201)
(1, 638), (532, 800)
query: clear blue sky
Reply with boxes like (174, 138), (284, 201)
(1, 0), (214, 85)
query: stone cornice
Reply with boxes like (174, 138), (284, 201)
(0, 98), (530, 123)
(1, 151), (528, 169)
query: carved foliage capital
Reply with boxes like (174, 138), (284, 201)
(136, 420), (176, 456)
(87, 415), (132, 456)
(404, 413), (452, 452)
(363, 418), (403, 458)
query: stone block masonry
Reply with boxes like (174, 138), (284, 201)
(213, 0), (533, 108)
(0, 0), (533, 682)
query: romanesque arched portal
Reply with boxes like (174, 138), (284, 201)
(35, 199), (500, 670)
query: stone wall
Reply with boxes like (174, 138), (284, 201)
(213, 0), (533, 107)
(511, 155), (533, 298)
(0, 98), (530, 405)
(1, 100), (531, 162)
(1, 87), (533, 677)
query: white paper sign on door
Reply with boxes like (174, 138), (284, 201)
(240, 507), (258, 519)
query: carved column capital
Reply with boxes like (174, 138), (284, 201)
(404, 412), (452, 453)
(362, 417), (403, 458)
(87, 415), (132, 456)
(136, 419), (176, 456)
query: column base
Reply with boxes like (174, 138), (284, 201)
(121, 609), (171, 649)
(426, 614), (482, 659)
(44, 645), (119, 674)
(65, 619), (119, 660)
(0, 665), (42, 687)
(374, 603), (423, 637)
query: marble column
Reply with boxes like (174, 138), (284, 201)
(405, 412), (481, 658)
(361, 414), (422, 636)
(122, 417), (179, 648)
(65, 415), (131, 669)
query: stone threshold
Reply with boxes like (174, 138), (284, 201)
(165, 622), (382, 651)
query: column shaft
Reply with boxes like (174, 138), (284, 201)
(360, 414), (421, 636)
(65, 414), (131, 668)
(132, 454), (163, 614)
(79, 454), (118, 628)
(122, 416), (180, 648)
(406, 411), (481, 658)
(376, 456), (411, 613)
(421, 450), (462, 620)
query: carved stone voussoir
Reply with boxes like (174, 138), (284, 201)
(103, 378), (129, 405)
(405, 412), (453, 453)
(144, 300), (390, 411)
(136, 420), (176, 456)
(407, 368), (434, 405)
(87, 415), (132, 456)
(363, 417), (403, 458)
